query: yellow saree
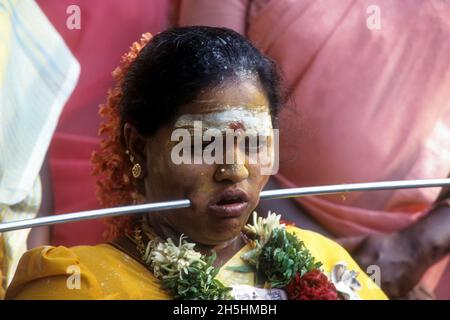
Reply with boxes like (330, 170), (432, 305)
(5, 226), (387, 300)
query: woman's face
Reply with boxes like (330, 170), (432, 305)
(127, 78), (273, 245)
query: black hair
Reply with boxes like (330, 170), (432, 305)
(119, 26), (283, 137)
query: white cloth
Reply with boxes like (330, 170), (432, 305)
(0, 0), (80, 205)
(0, 0), (79, 290)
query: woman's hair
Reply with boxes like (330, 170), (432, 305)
(92, 26), (283, 240)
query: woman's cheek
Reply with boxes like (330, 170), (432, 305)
(168, 162), (213, 189)
(144, 150), (183, 200)
(247, 162), (266, 180)
(248, 164), (270, 196)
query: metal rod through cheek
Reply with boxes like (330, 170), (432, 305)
(0, 178), (449, 233)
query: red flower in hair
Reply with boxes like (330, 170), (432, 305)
(285, 269), (339, 300)
(91, 33), (153, 240)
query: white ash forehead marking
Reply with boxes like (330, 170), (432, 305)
(174, 107), (273, 136)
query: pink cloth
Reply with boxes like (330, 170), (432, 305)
(179, 0), (450, 298)
(38, 0), (169, 246)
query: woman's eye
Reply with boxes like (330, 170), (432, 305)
(244, 136), (265, 154)
(203, 136), (216, 150)
(189, 137), (214, 151)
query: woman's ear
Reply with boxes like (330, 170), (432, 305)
(123, 123), (148, 170)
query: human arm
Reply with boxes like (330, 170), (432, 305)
(347, 189), (450, 299)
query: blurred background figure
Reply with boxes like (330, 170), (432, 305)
(33, 0), (170, 247)
(0, 0), (79, 297)
(177, 0), (450, 299)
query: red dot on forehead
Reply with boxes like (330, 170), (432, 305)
(229, 121), (245, 130)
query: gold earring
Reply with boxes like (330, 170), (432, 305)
(132, 163), (142, 178)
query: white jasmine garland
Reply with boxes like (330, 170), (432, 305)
(244, 211), (285, 246)
(135, 212), (361, 300)
(143, 235), (204, 280)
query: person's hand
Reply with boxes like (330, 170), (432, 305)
(337, 232), (429, 299)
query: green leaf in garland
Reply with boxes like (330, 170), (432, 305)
(166, 257), (233, 300)
(225, 265), (255, 273)
(258, 228), (322, 288)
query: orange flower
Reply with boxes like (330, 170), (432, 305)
(91, 33), (153, 240)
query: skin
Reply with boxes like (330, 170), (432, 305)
(343, 199), (450, 299)
(124, 78), (272, 266)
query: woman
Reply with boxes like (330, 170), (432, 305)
(177, 0), (450, 299)
(5, 26), (386, 300)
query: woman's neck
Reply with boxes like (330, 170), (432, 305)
(143, 214), (245, 267)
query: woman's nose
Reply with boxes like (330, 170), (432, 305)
(214, 163), (249, 183)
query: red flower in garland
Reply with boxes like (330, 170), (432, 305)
(285, 269), (339, 300)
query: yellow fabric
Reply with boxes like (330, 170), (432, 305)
(0, 234), (5, 299)
(5, 244), (170, 300)
(5, 226), (387, 300)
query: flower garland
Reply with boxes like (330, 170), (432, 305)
(142, 236), (232, 300)
(130, 212), (360, 300)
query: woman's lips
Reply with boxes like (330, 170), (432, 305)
(208, 189), (250, 218)
(208, 202), (249, 217)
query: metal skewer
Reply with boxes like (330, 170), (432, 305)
(1, 178), (449, 233)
